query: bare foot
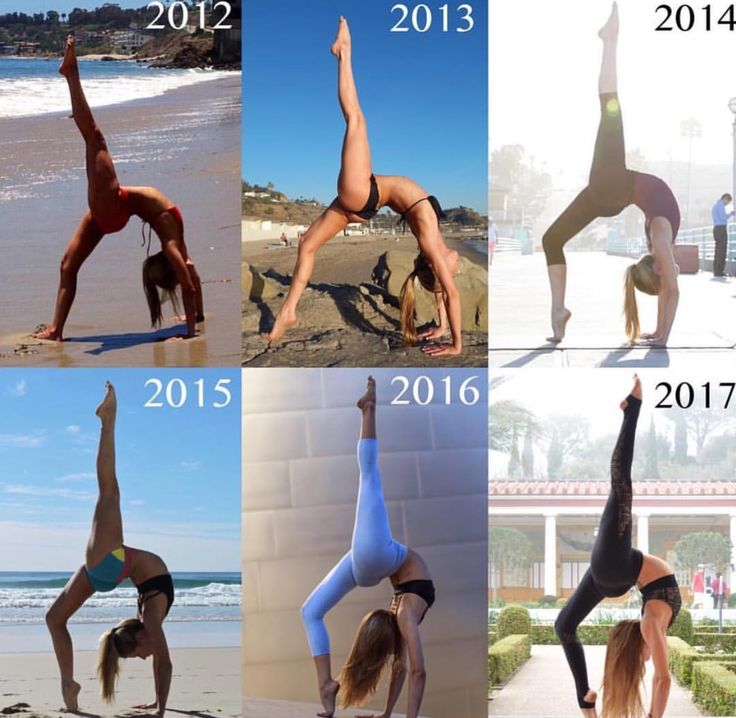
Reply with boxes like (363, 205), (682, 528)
(547, 308), (572, 343)
(62, 680), (81, 712)
(95, 381), (117, 421)
(598, 2), (619, 42)
(262, 310), (296, 344)
(357, 376), (376, 411)
(620, 374), (642, 410)
(59, 35), (77, 76)
(33, 324), (63, 341)
(330, 16), (351, 58)
(317, 679), (339, 717)
(580, 689), (598, 718)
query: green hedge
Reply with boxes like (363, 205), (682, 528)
(497, 606), (531, 640)
(530, 623), (614, 645)
(488, 634), (532, 686)
(488, 630), (498, 645)
(666, 636), (735, 685)
(697, 626), (736, 634)
(692, 662), (736, 716)
(670, 608), (694, 644)
(695, 632), (736, 652)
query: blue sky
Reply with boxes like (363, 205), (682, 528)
(0, 369), (240, 571)
(243, 1), (488, 212)
(0, 1), (148, 12)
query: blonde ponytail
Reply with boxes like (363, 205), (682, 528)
(399, 254), (440, 345)
(623, 255), (660, 343)
(97, 618), (143, 702)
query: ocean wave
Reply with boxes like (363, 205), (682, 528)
(0, 66), (233, 119)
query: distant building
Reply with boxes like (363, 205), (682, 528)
(16, 42), (41, 56)
(76, 30), (108, 45)
(110, 30), (151, 54)
(0, 43), (17, 55)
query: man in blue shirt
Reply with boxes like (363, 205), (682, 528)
(712, 193), (733, 277)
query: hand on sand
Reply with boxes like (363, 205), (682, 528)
(420, 342), (461, 357)
(418, 325), (448, 341)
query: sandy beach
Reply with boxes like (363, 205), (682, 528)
(242, 232), (488, 368)
(0, 647), (240, 718)
(0, 75), (241, 367)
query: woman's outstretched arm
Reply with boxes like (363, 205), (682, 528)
(421, 245), (461, 357)
(641, 619), (671, 718)
(161, 240), (197, 337)
(645, 220), (679, 346)
(396, 611), (426, 718)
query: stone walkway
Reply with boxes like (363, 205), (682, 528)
(490, 252), (736, 369)
(489, 645), (703, 717)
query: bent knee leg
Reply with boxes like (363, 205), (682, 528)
(542, 230), (566, 266)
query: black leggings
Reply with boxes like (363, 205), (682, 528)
(543, 93), (636, 266)
(554, 395), (642, 708)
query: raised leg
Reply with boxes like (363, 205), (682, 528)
(300, 552), (356, 717)
(542, 189), (599, 341)
(59, 35), (120, 212)
(46, 567), (95, 711)
(263, 203), (350, 343)
(34, 213), (104, 341)
(86, 382), (124, 568)
(597, 3), (619, 95)
(555, 568), (605, 716)
(331, 17), (374, 212)
(357, 375), (376, 439)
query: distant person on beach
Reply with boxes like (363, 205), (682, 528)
(280, 232), (289, 247)
(262, 17), (464, 357)
(542, 3), (681, 347)
(300, 377), (434, 718)
(33, 36), (204, 342)
(691, 565), (706, 608)
(46, 383), (174, 713)
(711, 193), (733, 277)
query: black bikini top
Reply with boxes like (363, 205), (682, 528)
(136, 573), (175, 618)
(391, 579), (435, 623)
(640, 574), (681, 628)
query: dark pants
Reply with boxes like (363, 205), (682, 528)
(714, 225), (728, 277)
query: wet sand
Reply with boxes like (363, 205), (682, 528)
(0, 75), (241, 367)
(0, 647), (240, 718)
(242, 233), (488, 368)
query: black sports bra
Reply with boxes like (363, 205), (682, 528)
(640, 574), (681, 628)
(391, 579), (435, 623)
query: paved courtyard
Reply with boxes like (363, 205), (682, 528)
(489, 645), (702, 717)
(490, 252), (736, 369)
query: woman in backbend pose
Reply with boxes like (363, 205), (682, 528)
(263, 17), (463, 357)
(543, 3), (680, 347)
(34, 36), (203, 342)
(555, 375), (681, 718)
(46, 383), (174, 714)
(301, 377), (435, 718)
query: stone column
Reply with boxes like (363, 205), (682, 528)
(637, 513), (650, 555)
(544, 514), (557, 597)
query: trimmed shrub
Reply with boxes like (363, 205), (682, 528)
(488, 634), (532, 686)
(728, 594), (736, 608)
(488, 630), (498, 645)
(538, 594), (557, 607)
(497, 605), (531, 640)
(531, 623), (613, 645)
(666, 636), (732, 685)
(695, 632), (736, 652)
(669, 607), (694, 644)
(555, 598), (568, 608)
(691, 662), (736, 716)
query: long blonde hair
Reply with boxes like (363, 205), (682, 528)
(142, 252), (179, 328)
(97, 618), (144, 702)
(399, 254), (440, 345)
(623, 255), (660, 342)
(339, 609), (404, 708)
(601, 619), (646, 718)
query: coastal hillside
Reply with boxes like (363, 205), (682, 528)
(243, 181), (488, 228)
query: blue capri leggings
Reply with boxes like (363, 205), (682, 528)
(300, 439), (408, 657)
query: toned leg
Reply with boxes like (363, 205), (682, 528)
(542, 189), (599, 342)
(263, 203), (350, 343)
(300, 552), (356, 717)
(598, 3), (619, 95)
(46, 567), (95, 711)
(357, 375), (376, 439)
(59, 35), (119, 211)
(34, 213), (104, 341)
(86, 382), (124, 567)
(331, 17), (373, 212)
